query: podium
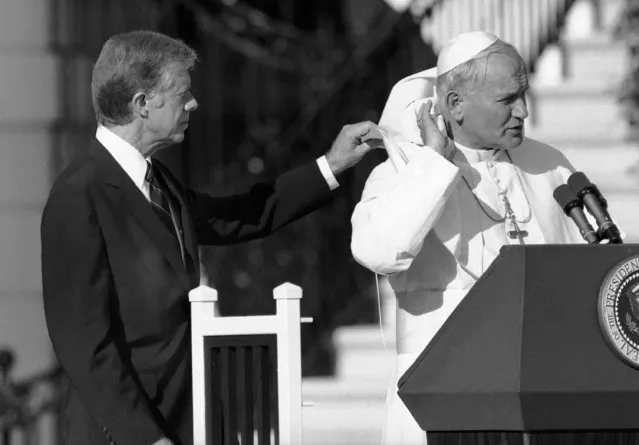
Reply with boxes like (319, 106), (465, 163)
(398, 244), (639, 445)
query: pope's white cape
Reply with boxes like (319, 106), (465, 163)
(351, 141), (459, 274)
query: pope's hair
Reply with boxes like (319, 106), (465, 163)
(435, 39), (524, 104)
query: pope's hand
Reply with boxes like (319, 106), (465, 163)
(417, 100), (454, 159)
(325, 122), (384, 176)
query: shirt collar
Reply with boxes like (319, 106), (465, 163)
(452, 140), (513, 164)
(96, 125), (149, 190)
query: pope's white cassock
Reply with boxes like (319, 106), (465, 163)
(350, 33), (585, 445)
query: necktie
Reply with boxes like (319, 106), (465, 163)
(145, 161), (186, 263)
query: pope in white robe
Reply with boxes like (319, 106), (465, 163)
(350, 32), (585, 444)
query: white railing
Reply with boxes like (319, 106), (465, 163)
(190, 283), (310, 445)
(407, 0), (579, 71)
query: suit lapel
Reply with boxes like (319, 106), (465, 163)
(89, 142), (191, 289)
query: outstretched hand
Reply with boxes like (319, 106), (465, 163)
(325, 121), (384, 176)
(416, 99), (454, 159)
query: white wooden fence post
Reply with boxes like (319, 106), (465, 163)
(189, 285), (219, 445)
(273, 282), (303, 445)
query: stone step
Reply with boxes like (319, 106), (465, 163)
(522, 131), (632, 148)
(538, 140), (639, 241)
(550, 140), (639, 191)
(562, 33), (628, 87)
(604, 191), (639, 242)
(528, 1), (630, 139)
(333, 324), (395, 351)
(303, 374), (387, 402)
(302, 325), (392, 444)
(332, 324), (396, 381)
(526, 82), (628, 141)
(303, 397), (385, 445)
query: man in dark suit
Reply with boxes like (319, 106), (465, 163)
(41, 30), (381, 445)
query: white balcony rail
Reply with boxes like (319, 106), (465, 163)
(189, 283), (306, 445)
(403, 0), (579, 72)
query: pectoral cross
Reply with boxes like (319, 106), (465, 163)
(502, 196), (528, 245)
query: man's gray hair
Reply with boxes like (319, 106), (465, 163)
(435, 39), (523, 101)
(91, 30), (198, 126)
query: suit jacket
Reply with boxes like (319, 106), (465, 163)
(41, 140), (334, 445)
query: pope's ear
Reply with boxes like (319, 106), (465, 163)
(444, 90), (464, 122)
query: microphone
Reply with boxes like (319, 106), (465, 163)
(553, 184), (599, 244)
(567, 172), (622, 244)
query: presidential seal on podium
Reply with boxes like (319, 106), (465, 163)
(598, 255), (639, 369)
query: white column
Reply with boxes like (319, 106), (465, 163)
(0, 0), (60, 380)
(0, 3), (62, 445)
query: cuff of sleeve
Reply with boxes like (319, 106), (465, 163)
(401, 142), (457, 174)
(316, 156), (340, 191)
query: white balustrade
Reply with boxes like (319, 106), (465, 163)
(414, 0), (582, 75)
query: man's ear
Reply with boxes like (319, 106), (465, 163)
(131, 92), (149, 119)
(444, 90), (464, 122)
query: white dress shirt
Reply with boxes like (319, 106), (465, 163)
(95, 126), (340, 201)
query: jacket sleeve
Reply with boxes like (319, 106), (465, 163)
(185, 161), (334, 245)
(350, 146), (459, 275)
(41, 185), (164, 445)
